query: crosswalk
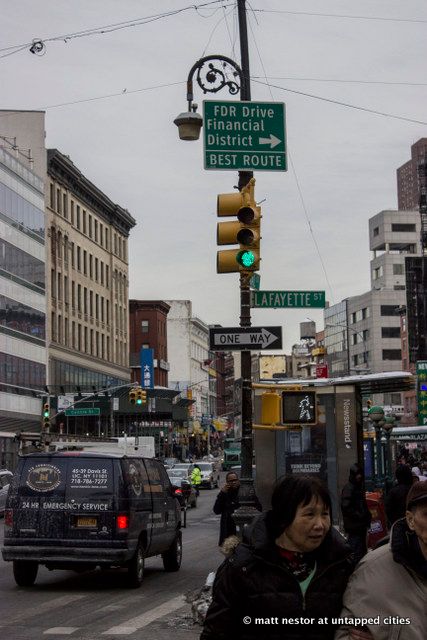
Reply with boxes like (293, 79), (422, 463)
(41, 594), (188, 636)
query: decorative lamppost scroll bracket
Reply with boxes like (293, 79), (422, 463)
(186, 55), (242, 111)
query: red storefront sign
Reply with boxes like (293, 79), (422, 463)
(316, 364), (329, 378)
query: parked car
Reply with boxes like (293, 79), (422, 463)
(2, 452), (182, 588)
(0, 470), (12, 515)
(167, 469), (197, 508)
(194, 461), (220, 489)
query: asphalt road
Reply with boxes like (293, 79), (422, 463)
(0, 483), (224, 640)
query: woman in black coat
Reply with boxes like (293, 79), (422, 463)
(202, 476), (356, 640)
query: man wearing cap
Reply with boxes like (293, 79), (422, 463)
(335, 482), (427, 639)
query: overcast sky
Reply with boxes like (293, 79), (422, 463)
(2, 0), (426, 352)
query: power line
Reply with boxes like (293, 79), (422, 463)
(252, 78), (427, 126)
(252, 75), (427, 87)
(247, 8), (335, 303)
(251, 8), (427, 24)
(0, 1), (234, 59)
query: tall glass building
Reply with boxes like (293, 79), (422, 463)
(0, 146), (46, 440)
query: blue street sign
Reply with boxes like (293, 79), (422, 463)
(140, 348), (154, 389)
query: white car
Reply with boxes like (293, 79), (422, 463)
(194, 462), (220, 489)
(0, 469), (12, 515)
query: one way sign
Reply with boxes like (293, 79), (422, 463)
(209, 326), (282, 351)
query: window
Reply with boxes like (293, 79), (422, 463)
(95, 258), (98, 282)
(391, 223), (416, 232)
(77, 284), (81, 312)
(76, 205), (81, 230)
(393, 263), (404, 275)
(56, 189), (61, 214)
(77, 246), (81, 271)
(381, 305), (398, 316)
(78, 323), (81, 350)
(94, 220), (98, 243)
(89, 254), (93, 279)
(63, 193), (68, 219)
(106, 265), (109, 287)
(373, 266), (383, 280)
(141, 320), (149, 333)
(373, 226), (379, 236)
(100, 261), (104, 285)
(382, 349), (402, 360)
(83, 210), (86, 234)
(89, 290), (93, 317)
(50, 183), (55, 209)
(72, 281), (75, 308)
(88, 215), (92, 238)
(70, 242), (74, 268)
(382, 327), (401, 338)
(95, 294), (99, 320)
(70, 200), (74, 225)
(84, 287), (88, 314)
(100, 224), (103, 247)
(83, 250), (87, 276)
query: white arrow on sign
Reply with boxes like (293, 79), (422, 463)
(214, 328), (279, 348)
(258, 134), (281, 149)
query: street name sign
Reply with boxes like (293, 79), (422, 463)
(65, 408), (100, 417)
(203, 100), (287, 172)
(251, 290), (326, 309)
(209, 326), (282, 351)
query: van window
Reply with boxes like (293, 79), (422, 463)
(16, 457), (114, 503)
(122, 459), (150, 497)
(144, 460), (166, 497)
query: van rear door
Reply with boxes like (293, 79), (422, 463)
(12, 456), (116, 542)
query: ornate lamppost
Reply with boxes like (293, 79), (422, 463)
(174, 55), (242, 141)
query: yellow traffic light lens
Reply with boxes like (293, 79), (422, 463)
(237, 250), (255, 268)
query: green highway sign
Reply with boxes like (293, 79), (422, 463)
(65, 408), (100, 417)
(252, 290), (326, 309)
(203, 100), (287, 172)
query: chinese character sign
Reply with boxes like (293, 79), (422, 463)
(140, 348), (154, 389)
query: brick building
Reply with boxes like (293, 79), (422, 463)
(129, 300), (170, 387)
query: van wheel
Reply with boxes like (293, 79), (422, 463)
(127, 543), (145, 588)
(162, 532), (182, 572)
(13, 560), (38, 587)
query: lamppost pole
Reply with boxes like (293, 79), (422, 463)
(174, 0), (259, 536)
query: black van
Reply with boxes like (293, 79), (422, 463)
(2, 452), (182, 588)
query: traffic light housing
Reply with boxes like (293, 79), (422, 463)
(42, 401), (50, 425)
(136, 387), (147, 405)
(217, 177), (261, 273)
(129, 388), (137, 405)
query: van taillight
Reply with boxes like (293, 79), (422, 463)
(117, 515), (129, 530)
(174, 488), (182, 495)
(5, 509), (13, 528)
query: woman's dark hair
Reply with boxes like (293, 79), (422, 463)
(269, 475), (331, 537)
(226, 471), (239, 481)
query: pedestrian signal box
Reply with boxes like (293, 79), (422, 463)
(282, 391), (317, 425)
(261, 391), (281, 425)
(129, 388), (137, 405)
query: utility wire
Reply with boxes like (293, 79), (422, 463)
(0, 1), (234, 59)
(247, 9), (335, 304)
(252, 79), (427, 126)
(251, 8), (427, 24)
(252, 75), (427, 87)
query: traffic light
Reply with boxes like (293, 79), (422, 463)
(42, 401), (50, 425)
(261, 391), (281, 425)
(129, 388), (137, 405)
(217, 177), (261, 273)
(136, 387), (147, 405)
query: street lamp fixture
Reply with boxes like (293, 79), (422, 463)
(173, 55), (242, 141)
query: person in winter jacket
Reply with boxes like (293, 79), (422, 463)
(191, 465), (202, 496)
(201, 475), (356, 640)
(385, 464), (413, 527)
(340, 463), (372, 563)
(335, 481), (427, 640)
(213, 471), (261, 546)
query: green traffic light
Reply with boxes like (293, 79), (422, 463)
(136, 398), (142, 405)
(43, 411), (49, 418)
(237, 249), (255, 268)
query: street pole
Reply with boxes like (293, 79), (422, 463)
(233, 0), (260, 537)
